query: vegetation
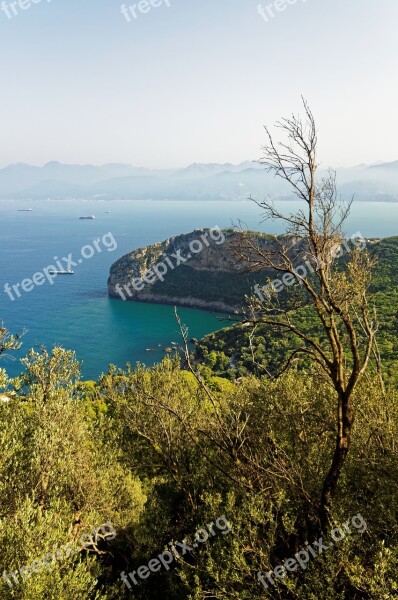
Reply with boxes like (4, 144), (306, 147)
(1, 103), (397, 598)
(149, 263), (265, 310)
(0, 348), (397, 599)
(194, 236), (398, 386)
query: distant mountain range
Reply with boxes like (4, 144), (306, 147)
(1, 160), (398, 201)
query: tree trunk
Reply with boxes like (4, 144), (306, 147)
(320, 391), (353, 531)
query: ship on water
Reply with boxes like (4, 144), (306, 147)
(18, 208), (32, 212)
(79, 215), (95, 220)
(48, 270), (74, 275)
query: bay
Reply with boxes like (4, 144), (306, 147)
(0, 199), (396, 379)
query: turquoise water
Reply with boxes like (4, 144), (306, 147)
(0, 199), (396, 379)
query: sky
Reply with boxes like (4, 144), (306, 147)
(0, 0), (397, 169)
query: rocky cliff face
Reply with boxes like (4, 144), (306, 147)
(107, 229), (298, 313)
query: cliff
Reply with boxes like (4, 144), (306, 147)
(107, 228), (284, 314)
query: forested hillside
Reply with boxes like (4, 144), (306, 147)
(194, 237), (398, 385)
(0, 345), (397, 599)
(1, 103), (397, 600)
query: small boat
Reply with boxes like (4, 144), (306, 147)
(79, 215), (95, 220)
(48, 270), (74, 275)
(18, 208), (32, 212)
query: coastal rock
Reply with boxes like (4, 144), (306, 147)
(107, 229), (301, 313)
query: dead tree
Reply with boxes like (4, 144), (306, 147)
(234, 99), (379, 530)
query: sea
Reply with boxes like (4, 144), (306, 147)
(0, 199), (397, 380)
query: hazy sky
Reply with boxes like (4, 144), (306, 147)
(0, 0), (397, 168)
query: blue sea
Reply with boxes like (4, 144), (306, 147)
(0, 199), (397, 379)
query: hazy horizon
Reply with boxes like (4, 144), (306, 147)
(0, 159), (396, 171)
(1, 0), (397, 169)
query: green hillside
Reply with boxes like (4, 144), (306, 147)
(195, 237), (398, 384)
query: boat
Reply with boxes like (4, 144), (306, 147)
(79, 215), (95, 220)
(48, 270), (74, 275)
(18, 208), (32, 212)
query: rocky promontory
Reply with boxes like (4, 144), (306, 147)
(107, 228), (297, 314)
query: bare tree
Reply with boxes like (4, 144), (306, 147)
(234, 99), (379, 530)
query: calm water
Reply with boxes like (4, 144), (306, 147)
(0, 199), (397, 379)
